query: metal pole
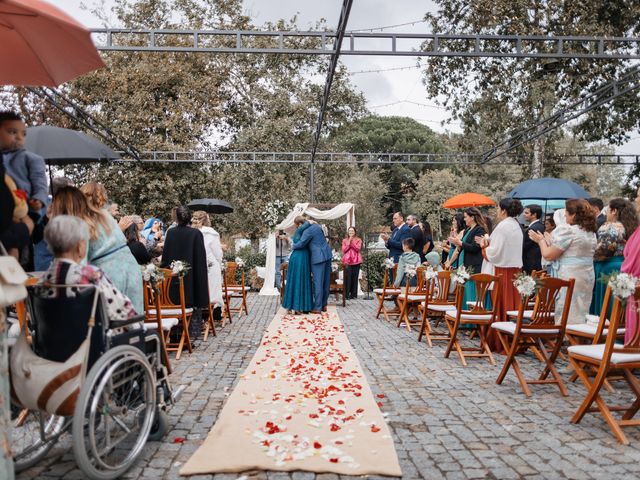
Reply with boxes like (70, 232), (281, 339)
(310, 162), (316, 203)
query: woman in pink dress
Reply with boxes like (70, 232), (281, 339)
(622, 209), (640, 343)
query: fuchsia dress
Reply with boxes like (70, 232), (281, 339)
(622, 227), (640, 344)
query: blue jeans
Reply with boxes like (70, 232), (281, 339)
(275, 255), (289, 288)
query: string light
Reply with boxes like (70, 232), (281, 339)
(346, 19), (427, 33)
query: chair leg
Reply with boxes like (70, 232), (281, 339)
(444, 318), (466, 366)
(479, 325), (496, 366)
(496, 332), (532, 396)
(621, 369), (640, 420)
(537, 338), (568, 396)
(159, 328), (172, 375)
(375, 294), (384, 318)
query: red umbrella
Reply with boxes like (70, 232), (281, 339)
(0, 0), (105, 87)
(443, 192), (496, 209)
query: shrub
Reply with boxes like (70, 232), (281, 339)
(360, 251), (388, 291)
(224, 246), (267, 288)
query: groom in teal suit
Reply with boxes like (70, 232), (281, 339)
(291, 217), (332, 313)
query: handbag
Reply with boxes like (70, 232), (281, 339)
(0, 242), (28, 307)
(10, 330), (89, 416)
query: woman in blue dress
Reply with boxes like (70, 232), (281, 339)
(51, 185), (144, 314)
(281, 218), (313, 314)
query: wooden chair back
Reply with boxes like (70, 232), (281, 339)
(525, 276), (574, 329)
(592, 285), (614, 344)
(464, 273), (500, 316)
(381, 264), (398, 291)
(431, 270), (452, 304)
(223, 262), (244, 288)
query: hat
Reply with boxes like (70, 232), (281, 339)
(425, 251), (441, 267)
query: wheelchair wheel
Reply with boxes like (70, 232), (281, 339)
(71, 345), (156, 480)
(147, 408), (169, 441)
(12, 405), (66, 472)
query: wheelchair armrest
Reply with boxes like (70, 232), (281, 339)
(109, 314), (146, 329)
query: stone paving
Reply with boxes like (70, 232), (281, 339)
(18, 294), (640, 480)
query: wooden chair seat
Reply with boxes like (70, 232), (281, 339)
(493, 321), (560, 335)
(569, 343), (640, 364)
(373, 287), (401, 295)
(143, 317), (179, 331)
(223, 262), (248, 321)
(148, 307), (194, 315)
(506, 309), (535, 319)
(375, 265), (401, 321)
(427, 303), (456, 312)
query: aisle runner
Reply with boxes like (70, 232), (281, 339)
(180, 307), (402, 476)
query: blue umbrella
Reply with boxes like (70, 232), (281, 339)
(508, 177), (591, 215)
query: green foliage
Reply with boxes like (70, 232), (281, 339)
(223, 246), (266, 288)
(360, 251), (389, 291)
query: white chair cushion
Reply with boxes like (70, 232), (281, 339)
(427, 303), (456, 312)
(144, 317), (179, 331)
(568, 343), (640, 364)
(373, 288), (401, 295)
(447, 309), (493, 321)
(335, 279), (343, 285)
(398, 294), (425, 301)
(566, 323), (625, 336)
(226, 286), (250, 291)
(506, 310), (535, 319)
(491, 321), (559, 335)
(149, 307), (193, 315)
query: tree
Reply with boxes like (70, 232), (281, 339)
(422, 0), (640, 181)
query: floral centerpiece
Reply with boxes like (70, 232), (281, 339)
(451, 265), (471, 285)
(235, 257), (246, 269)
(261, 200), (290, 230)
(424, 266), (438, 281)
(141, 263), (165, 285)
(331, 251), (343, 273)
(382, 258), (395, 269)
(513, 272), (537, 299)
(170, 260), (191, 277)
(404, 264), (417, 278)
(607, 272), (639, 304)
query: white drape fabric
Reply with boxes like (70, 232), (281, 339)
(259, 203), (355, 296)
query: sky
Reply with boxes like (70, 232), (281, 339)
(50, 0), (640, 156)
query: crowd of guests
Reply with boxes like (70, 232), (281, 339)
(382, 190), (640, 344)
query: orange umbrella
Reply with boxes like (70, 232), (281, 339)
(0, 0), (105, 87)
(443, 192), (496, 209)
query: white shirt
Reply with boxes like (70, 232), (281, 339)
(485, 217), (523, 268)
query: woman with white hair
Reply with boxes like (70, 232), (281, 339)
(37, 215), (137, 321)
(191, 210), (224, 311)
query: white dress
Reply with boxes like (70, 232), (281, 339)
(200, 226), (224, 306)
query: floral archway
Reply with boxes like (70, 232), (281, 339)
(259, 202), (355, 296)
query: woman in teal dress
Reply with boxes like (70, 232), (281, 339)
(281, 219), (313, 313)
(590, 198), (638, 316)
(51, 185), (144, 314)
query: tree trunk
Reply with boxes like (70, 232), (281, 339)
(531, 134), (545, 179)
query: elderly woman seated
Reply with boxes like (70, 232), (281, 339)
(37, 215), (138, 321)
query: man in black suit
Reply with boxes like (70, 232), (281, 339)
(522, 204), (544, 274)
(406, 214), (425, 262)
(588, 198), (606, 229)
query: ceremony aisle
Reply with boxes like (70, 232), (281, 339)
(180, 307), (402, 476)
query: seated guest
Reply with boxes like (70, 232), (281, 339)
(393, 238), (421, 288)
(160, 206), (209, 310)
(424, 251), (442, 272)
(522, 204), (544, 274)
(120, 216), (152, 265)
(530, 199), (597, 324)
(50, 185), (143, 314)
(591, 198), (638, 315)
(38, 215), (137, 321)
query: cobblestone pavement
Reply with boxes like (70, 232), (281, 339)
(18, 295), (640, 480)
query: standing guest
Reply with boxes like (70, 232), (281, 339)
(50, 185), (143, 314)
(622, 190), (640, 344)
(544, 214), (556, 234)
(161, 206), (209, 311)
(275, 228), (291, 289)
(530, 199), (597, 324)
(107, 202), (119, 220)
(443, 213), (465, 268)
(522, 204), (544, 274)
(393, 238), (421, 287)
(120, 216), (152, 265)
(590, 198), (638, 315)
(588, 198), (606, 229)
(291, 218), (332, 313)
(477, 199), (524, 347)
(380, 212), (411, 263)
(0, 111), (48, 213)
(342, 226), (363, 300)
(282, 217), (313, 314)
(191, 210), (224, 315)
(421, 221), (434, 257)
(407, 214), (425, 262)
(448, 207), (487, 305)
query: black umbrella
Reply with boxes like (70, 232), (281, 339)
(187, 198), (234, 214)
(26, 125), (120, 165)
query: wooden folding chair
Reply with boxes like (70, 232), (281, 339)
(417, 270), (455, 346)
(142, 277), (174, 373)
(144, 268), (193, 360)
(566, 286), (624, 347)
(373, 264), (401, 321)
(396, 266), (426, 331)
(568, 286), (640, 444)
(330, 270), (346, 307)
(223, 262), (250, 320)
(279, 262), (288, 303)
(493, 277), (575, 396)
(203, 300), (217, 341)
(444, 273), (501, 366)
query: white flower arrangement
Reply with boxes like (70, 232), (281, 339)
(332, 251), (342, 263)
(331, 262), (340, 272)
(382, 258), (395, 269)
(235, 257), (246, 268)
(141, 263), (164, 284)
(513, 272), (537, 298)
(608, 272), (639, 303)
(424, 266), (438, 281)
(170, 260), (191, 277)
(404, 264), (418, 278)
(451, 265), (471, 285)
(261, 200), (289, 230)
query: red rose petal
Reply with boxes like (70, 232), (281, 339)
(371, 425), (381, 433)
(377, 402), (383, 408)
(313, 441), (322, 449)
(173, 437), (185, 443)
(376, 394), (385, 398)
(330, 423), (341, 432)
(329, 458), (339, 463)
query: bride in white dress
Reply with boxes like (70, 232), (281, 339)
(191, 210), (224, 308)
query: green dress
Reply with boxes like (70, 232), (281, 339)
(590, 221), (625, 316)
(281, 222), (313, 312)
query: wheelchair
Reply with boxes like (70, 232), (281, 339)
(10, 284), (174, 479)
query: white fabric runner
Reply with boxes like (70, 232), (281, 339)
(260, 203), (355, 296)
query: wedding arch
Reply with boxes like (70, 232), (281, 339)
(259, 202), (355, 296)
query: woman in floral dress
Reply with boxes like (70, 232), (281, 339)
(529, 199), (597, 324)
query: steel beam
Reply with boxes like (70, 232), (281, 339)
(91, 29), (640, 59)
